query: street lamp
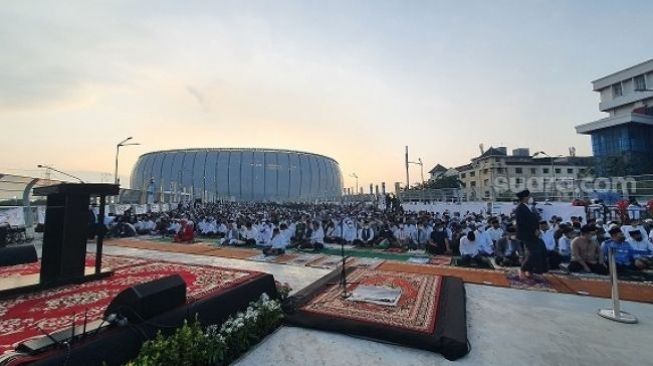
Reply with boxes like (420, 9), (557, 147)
(37, 164), (85, 183)
(349, 173), (359, 194)
(408, 158), (425, 187)
(115, 137), (140, 185)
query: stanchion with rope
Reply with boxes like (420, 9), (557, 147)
(597, 246), (637, 324)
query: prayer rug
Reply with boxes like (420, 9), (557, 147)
(430, 256), (453, 266)
(301, 268), (441, 334)
(350, 257), (384, 270)
(0, 258), (262, 355)
(407, 256), (431, 264)
(0, 254), (148, 279)
(306, 255), (354, 270)
(285, 267), (469, 360)
(247, 254), (278, 263)
(505, 271), (556, 293)
(286, 254), (324, 267)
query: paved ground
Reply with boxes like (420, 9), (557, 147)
(91, 244), (653, 366)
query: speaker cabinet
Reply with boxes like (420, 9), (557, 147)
(104, 274), (186, 322)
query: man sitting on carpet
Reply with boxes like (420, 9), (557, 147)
(568, 225), (608, 275)
(263, 227), (287, 256)
(459, 231), (491, 268)
(600, 226), (636, 273)
(174, 219), (195, 243)
(427, 220), (450, 255)
(354, 221), (375, 247)
(540, 220), (563, 269)
(626, 229), (653, 270)
(495, 226), (522, 267)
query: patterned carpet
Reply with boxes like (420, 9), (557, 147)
(302, 268), (442, 334)
(0, 255), (262, 355)
(107, 238), (653, 303)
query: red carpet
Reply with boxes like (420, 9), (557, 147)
(302, 268), (442, 334)
(0, 255), (262, 355)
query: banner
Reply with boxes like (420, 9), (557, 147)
(0, 207), (25, 226)
(134, 204), (148, 215)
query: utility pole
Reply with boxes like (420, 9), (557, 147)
(405, 146), (410, 188)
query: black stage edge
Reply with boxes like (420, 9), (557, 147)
(284, 269), (470, 361)
(11, 273), (278, 366)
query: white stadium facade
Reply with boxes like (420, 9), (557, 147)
(130, 148), (343, 202)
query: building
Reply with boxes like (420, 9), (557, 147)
(427, 164), (448, 181)
(575, 59), (653, 175)
(130, 148), (343, 202)
(450, 147), (593, 201)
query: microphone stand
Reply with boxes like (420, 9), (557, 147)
(339, 217), (350, 298)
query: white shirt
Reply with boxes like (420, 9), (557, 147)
(558, 236), (572, 256)
(627, 237), (653, 253)
(622, 225), (647, 241)
(486, 227), (504, 243)
(540, 229), (556, 251)
(270, 233), (288, 249)
(311, 227), (325, 244)
(460, 237), (480, 256)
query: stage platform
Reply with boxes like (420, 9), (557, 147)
(0, 254), (277, 365)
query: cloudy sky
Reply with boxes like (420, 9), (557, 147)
(1, 0), (652, 189)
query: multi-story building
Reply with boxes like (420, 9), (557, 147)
(575, 59), (653, 175)
(450, 147), (593, 201)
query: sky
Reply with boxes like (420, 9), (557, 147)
(1, 0), (652, 190)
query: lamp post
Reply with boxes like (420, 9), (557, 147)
(37, 164), (85, 183)
(349, 173), (359, 194)
(114, 137), (140, 185)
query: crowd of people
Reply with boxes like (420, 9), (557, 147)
(95, 193), (653, 279)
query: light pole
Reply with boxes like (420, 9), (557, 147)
(37, 164), (85, 183)
(349, 173), (359, 194)
(115, 137), (140, 185)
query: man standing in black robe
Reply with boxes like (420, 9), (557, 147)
(515, 189), (547, 278)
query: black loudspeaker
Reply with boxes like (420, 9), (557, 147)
(0, 245), (38, 267)
(104, 274), (186, 323)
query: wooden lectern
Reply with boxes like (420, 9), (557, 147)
(34, 183), (119, 286)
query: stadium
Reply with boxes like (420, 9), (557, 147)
(130, 148), (343, 202)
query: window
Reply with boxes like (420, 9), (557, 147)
(515, 178), (523, 184)
(497, 168), (504, 174)
(515, 168), (523, 174)
(612, 83), (623, 97)
(461, 173), (466, 178)
(470, 171), (476, 177)
(484, 179), (489, 186)
(567, 168), (573, 174)
(543, 168), (549, 174)
(635, 75), (647, 91)
(483, 168), (488, 174)
(530, 168), (536, 174)
(470, 181), (476, 187)
(580, 168), (586, 174)
(555, 168), (561, 174)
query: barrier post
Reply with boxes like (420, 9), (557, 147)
(597, 246), (637, 324)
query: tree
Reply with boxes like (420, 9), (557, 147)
(413, 176), (463, 190)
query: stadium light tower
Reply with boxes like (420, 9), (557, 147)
(115, 137), (140, 185)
